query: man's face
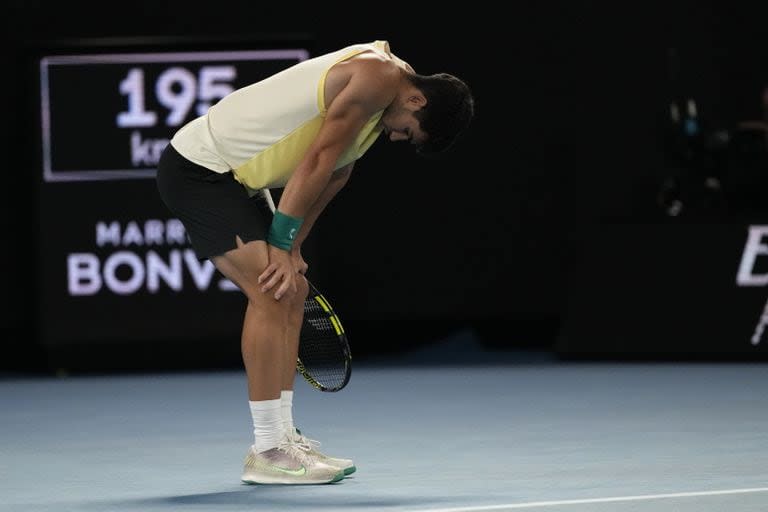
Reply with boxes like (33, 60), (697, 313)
(381, 102), (428, 146)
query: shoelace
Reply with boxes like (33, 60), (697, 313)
(276, 437), (314, 466)
(293, 431), (322, 452)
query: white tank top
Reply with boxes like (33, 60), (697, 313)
(170, 40), (391, 192)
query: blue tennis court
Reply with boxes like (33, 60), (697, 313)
(3, 349), (767, 512)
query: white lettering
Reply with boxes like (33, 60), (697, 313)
(95, 219), (187, 247)
(147, 250), (182, 292)
(96, 221), (121, 247)
(183, 251), (217, 290)
(736, 226), (768, 286)
(117, 68), (157, 128)
(196, 66), (236, 115)
(751, 297), (768, 346)
(67, 253), (102, 296)
(166, 219), (187, 245)
(122, 221), (144, 246)
(66, 249), (237, 295)
(144, 220), (165, 245)
(219, 278), (238, 291)
(130, 131), (169, 166)
(156, 67), (197, 126)
(103, 251), (145, 295)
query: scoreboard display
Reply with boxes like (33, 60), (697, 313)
(34, 41), (310, 352)
(40, 49), (308, 182)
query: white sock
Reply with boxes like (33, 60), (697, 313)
(281, 390), (295, 437)
(249, 399), (283, 453)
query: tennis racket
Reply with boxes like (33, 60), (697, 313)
(297, 278), (352, 392)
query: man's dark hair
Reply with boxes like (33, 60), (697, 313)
(407, 72), (475, 154)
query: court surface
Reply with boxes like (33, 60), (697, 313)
(2, 353), (768, 512)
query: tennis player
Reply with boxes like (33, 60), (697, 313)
(156, 40), (474, 485)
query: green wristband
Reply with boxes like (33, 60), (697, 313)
(268, 210), (303, 250)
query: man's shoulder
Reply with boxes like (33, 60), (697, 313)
(349, 55), (400, 87)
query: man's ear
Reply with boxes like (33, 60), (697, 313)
(407, 93), (427, 109)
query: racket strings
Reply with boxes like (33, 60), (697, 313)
(299, 295), (350, 390)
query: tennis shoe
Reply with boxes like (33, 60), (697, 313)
(241, 437), (344, 485)
(293, 428), (356, 476)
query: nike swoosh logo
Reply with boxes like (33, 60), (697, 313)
(272, 464), (307, 476)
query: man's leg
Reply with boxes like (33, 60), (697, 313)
(282, 275), (357, 476)
(211, 239), (343, 485)
(279, 275), (306, 436)
(212, 239), (284, 403)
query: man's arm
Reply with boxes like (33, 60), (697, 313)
(258, 58), (397, 299)
(275, 58), (397, 219)
(292, 163), (354, 249)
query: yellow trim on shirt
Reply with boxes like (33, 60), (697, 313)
(233, 41), (389, 193)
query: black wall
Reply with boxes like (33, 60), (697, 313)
(5, 2), (768, 370)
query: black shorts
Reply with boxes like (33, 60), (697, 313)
(156, 143), (273, 260)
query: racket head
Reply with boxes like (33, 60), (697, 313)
(298, 278), (352, 392)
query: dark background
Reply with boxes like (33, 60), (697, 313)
(4, 2), (768, 373)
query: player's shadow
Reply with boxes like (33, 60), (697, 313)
(98, 485), (461, 510)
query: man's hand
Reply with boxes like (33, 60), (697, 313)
(258, 245), (298, 301)
(291, 246), (309, 275)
